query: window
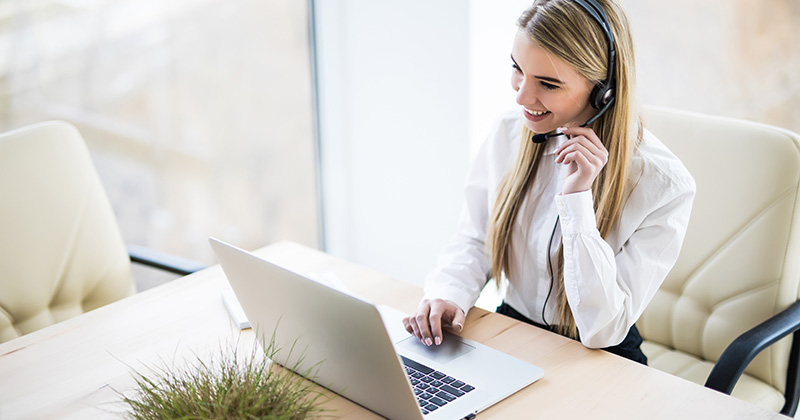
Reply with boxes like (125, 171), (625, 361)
(0, 0), (320, 288)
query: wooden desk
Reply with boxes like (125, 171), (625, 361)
(0, 242), (787, 419)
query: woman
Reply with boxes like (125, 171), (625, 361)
(402, 0), (695, 364)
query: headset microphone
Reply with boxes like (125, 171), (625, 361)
(529, 96), (615, 143)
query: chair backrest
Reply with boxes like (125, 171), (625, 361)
(638, 106), (800, 393)
(0, 121), (134, 343)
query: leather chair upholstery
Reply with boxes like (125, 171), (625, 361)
(638, 106), (800, 415)
(0, 121), (204, 344)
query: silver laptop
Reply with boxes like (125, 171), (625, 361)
(210, 237), (543, 420)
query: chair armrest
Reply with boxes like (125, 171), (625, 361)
(127, 245), (207, 276)
(705, 300), (800, 415)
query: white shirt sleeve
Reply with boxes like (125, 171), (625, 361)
(556, 186), (695, 348)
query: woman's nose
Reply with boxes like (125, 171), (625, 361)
(515, 79), (537, 106)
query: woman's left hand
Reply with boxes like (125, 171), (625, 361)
(555, 125), (608, 195)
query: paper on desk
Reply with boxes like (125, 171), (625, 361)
(222, 271), (359, 330)
(222, 288), (250, 329)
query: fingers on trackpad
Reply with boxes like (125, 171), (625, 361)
(397, 334), (476, 364)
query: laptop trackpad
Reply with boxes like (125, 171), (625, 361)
(397, 333), (476, 364)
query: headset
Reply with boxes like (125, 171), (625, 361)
(531, 0), (617, 143)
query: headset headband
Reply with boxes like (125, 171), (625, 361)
(572, 0), (616, 106)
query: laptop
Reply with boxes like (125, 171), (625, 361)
(209, 237), (543, 420)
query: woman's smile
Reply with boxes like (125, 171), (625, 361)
(523, 108), (551, 123)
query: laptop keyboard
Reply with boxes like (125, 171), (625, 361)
(401, 356), (476, 415)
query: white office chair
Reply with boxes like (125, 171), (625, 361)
(638, 106), (800, 416)
(0, 121), (204, 344)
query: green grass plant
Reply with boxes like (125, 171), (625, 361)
(119, 333), (330, 420)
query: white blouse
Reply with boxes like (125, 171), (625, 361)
(423, 107), (696, 348)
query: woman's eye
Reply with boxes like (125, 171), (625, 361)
(540, 81), (559, 91)
(511, 63), (522, 73)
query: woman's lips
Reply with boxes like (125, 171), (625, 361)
(523, 108), (550, 122)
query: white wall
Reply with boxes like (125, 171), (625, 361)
(314, 0), (471, 286)
(468, 1), (532, 155)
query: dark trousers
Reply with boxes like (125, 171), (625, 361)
(496, 301), (647, 365)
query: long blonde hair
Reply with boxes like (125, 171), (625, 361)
(487, 0), (641, 338)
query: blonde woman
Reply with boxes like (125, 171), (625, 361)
(403, 0), (695, 364)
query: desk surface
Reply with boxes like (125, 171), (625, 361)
(0, 241), (787, 419)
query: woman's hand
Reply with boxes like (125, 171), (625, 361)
(402, 299), (466, 346)
(555, 125), (608, 195)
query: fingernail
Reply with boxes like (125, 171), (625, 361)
(435, 336), (442, 346)
(426, 338), (433, 346)
(455, 323), (463, 332)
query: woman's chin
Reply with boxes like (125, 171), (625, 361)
(523, 119), (557, 135)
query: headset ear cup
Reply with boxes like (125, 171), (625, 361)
(590, 83), (612, 110)
(590, 84), (602, 109)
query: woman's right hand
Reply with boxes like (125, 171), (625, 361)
(402, 298), (466, 346)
